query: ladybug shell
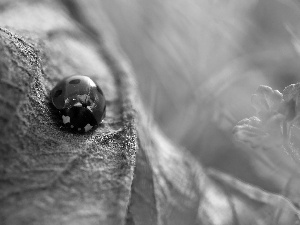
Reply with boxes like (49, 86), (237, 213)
(51, 75), (106, 131)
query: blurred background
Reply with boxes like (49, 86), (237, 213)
(100, 0), (300, 193)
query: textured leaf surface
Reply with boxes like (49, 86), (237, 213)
(0, 1), (137, 224)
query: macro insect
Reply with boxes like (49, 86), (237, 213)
(50, 75), (106, 132)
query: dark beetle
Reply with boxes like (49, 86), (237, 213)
(51, 75), (106, 132)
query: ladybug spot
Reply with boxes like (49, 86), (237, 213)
(54, 90), (62, 98)
(97, 85), (104, 95)
(69, 79), (81, 84)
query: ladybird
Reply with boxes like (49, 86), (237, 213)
(50, 75), (106, 132)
